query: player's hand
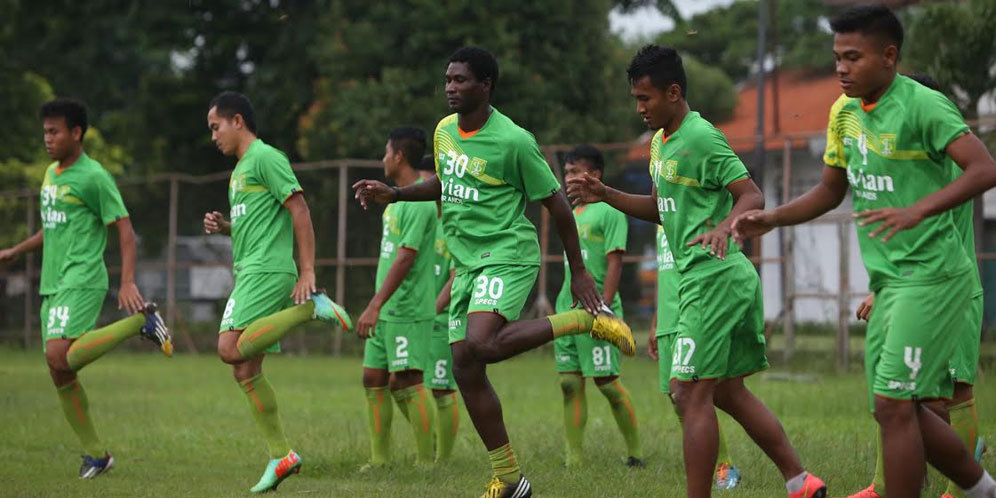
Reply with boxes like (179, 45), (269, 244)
(352, 180), (395, 210)
(855, 207), (923, 242)
(355, 304), (379, 339)
(118, 281), (145, 315)
(569, 268), (601, 315)
(565, 173), (607, 206)
(204, 211), (230, 235)
(647, 334), (659, 361)
(688, 226), (732, 260)
(291, 269), (316, 305)
(0, 247), (18, 266)
(731, 209), (776, 244)
(856, 293), (875, 321)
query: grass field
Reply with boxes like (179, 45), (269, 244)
(0, 348), (993, 497)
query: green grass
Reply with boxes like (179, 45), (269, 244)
(0, 348), (994, 497)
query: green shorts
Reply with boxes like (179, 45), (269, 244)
(950, 293), (983, 386)
(425, 317), (457, 389)
(656, 332), (677, 394)
(363, 319), (431, 372)
(671, 255), (767, 382)
(866, 271), (974, 405)
(40, 289), (106, 350)
(219, 272), (296, 354)
(448, 264), (539, 344)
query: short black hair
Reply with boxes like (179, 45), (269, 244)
(830, 4), (904, 53)
(417, 155), (435, 172)
(209, 91), (257, 134)
(388, 126), (426, 168)
(627, 45), (687, 98)
(908, 73), (940, 91)
(449, 46), (499, 96)
(565, 144), (605, 173)
(40, 98), (88, 140)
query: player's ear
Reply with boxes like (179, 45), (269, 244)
(232, 113), (245, 131)
(667, 83), (682, 102)
(883, 44), (899, 69)
(71, 125), (83, 143)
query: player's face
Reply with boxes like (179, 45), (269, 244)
(564, 160), (601, 184)
(630, 76), (675, 130)
(445, 62), (487, 113)
(833, 32), (897, 99)
(382, 140), (401, 179)
(42, 116), (79, 161)
(207, 106), (239, 157)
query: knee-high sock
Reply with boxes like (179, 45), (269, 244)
(560, 373), (587, 465)
(236, 302), (315, 359)
(56, 380), (103, 456)
(240, 374), (291, 459)
(66, 314), (145, 371)
(365, 386), (393, 464)
(598, 379), (642, 459)
(548, 310), (595, 338)
(434, 392), (459, 461)
(392, 384), (435, 464)
(944, 398), (980, 498)
(488, 443), (520, 484)
(670, 395), (732, 469)
(872, 431), (887, 495)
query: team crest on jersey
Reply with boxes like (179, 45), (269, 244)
(230, 174), (246, 197)
(880, 134), (896, 156)
(469, 157), (488, 177)
(664, 160), (678, 181)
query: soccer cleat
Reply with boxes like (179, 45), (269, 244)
(480, 475), (532, 498)
(139, 303), (172, 357)
(842, 484), (881, 498)
(788, 473), (827, 498)
(715, 462), (742, 489)
(311, 291), (352, 331)
(589, 304), (635, 356)
(79, 452), (114, 479)
(940, 494), (954, 498)
(625, 456), (646, 468)
(249, 450), (302, 494)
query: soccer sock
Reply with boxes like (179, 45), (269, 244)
(488, 443), (520, 484)
(547, 310), (595, 338)
(239, 374), (291, 459)
(945, 398), (980, 497)
(433, 391), (459, 461)
(236, 302), (315, 359)
(872, 432), (887, 495)
(598, 379), (642, 460)
(560, 373), (587, 465)
(669, 395), (733, 469)
(365, 386), (393, 464)
(786, 471), (808, 493)
(963, 470), (996, 498)
(392, 384), (435, 464)
(56, 380), (104, 457)
(65, 313), (145, 371)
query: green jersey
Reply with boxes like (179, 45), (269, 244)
(228, 139), (301, 279)
(649, 111), (750, 273)
(433, 108), (562, 271)
(655, 225), (679, 336)
(375, 196), (437, 321)
(555, 202), (627, 312)
(823, 75), (973, 290)
(431, 220), (453, 296)
(39, 153), (129, 295)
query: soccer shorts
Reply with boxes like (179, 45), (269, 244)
(363, 319), (431, 373)
(40, 289), (106, 351)
(670, 254), (767, 382)
(553, 298), (623, 377)
(950, 292), (983, 386)
(425, 317), (457, 389)
(219, 272), (296, 353)
(866, 271), (974, 406)
(448, 264), (539, 344)
(656, 332), (678, 394)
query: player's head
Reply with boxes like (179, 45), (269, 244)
(564, 144), (606, 183)
(445, 46), (498, 113)
(207, 91), (257, 157)
(908, 73), (940, 91)
(416, 154), (436, 180)
(830, 4), (903, 99)
(40, 98), (87, 160)
(627, 45), (687, 131)
(383, 126), (426, 180)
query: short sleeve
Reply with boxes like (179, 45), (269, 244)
(91, 170), (129, 226)
(823, 95), (849, 168)
(259, 150), (303, 203)
(602, 207), (628, 254)
(703, 129), (749, 189)
(514, 132), (561, 201)
(398, 202), (435, 251)
(916, 90), (970, 162)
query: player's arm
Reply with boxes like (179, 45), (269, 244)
(647, 310), (659, 361)
(113, 217), (145, 314)
(0, 229), (43, 264)
(285, 192), (317, 304)
(203, 211), (231, 236)
(356, 247), (417, 338)
(566, 173), (660, 224)
(436, 268), (456, 315)
(543, 192), (601, 314)
(689, 178), (764, 260)
(732, 166), (848, 243)
(352, 176), (442, 209)
(602, 250), (623, 307)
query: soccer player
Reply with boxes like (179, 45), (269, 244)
(203, 91), (351, 493)
(731, 6), (996, 498)
(0, 98), (171, 479)
(418, 154), (462, 462)
(358, 127), (437, 468)
(567, 45), (826, 498)
(841, 72), (989, 498)
(552, 145), (643, 468)
(353, 46), (634, 498)
(647, 225), (741, 489)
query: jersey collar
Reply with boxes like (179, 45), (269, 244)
(860, 75), (901, 114)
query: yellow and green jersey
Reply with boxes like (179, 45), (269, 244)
(433, 107), (562, 271)
(39, 153), (129, 295)
(649, 111), (751, 273)
(823, 75), (973, 290)
(228, 139), (301, 279)
(655, 225), (679, 336)
(375, 191), (437, 322)
(555, 202), (628, 315)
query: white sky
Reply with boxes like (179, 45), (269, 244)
(609, 0), (735, 41)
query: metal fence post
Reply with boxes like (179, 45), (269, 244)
(167, 176), (178, 340)
(837, 218), (851, 370)
(23, 194), (35, 348)
(334, 164), (348, 356)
